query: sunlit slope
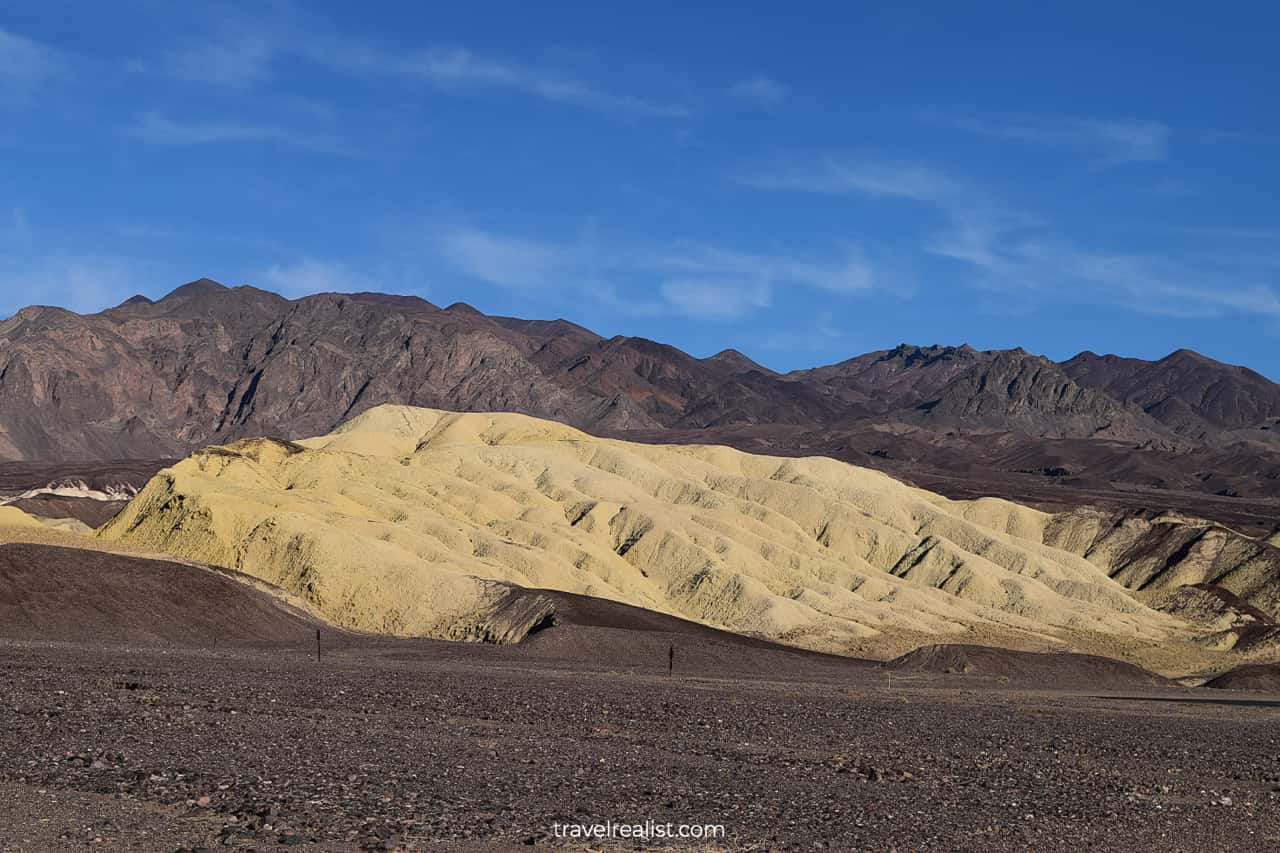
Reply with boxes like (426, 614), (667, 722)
(0, 506), (44, 530)
(100, 405), (1187, 655)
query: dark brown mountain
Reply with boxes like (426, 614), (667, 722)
(786, 343), (984, 413)
(785, 344), (1167, 439)
(3, 279), (1280, 531)
(905, 348), (1154, 439)
(1063, 349), (1280, 439)
(0, 280), (844, 460)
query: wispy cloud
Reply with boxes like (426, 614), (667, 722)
(933, 113), (1170, 166)
(261, 259), (378, 297)
(757, 310), (847, 352)
(128, 112), (357, 156)
(0, 256), (155, 317)
(434, 227), (569, 290)
(745, 153), (1280, 321)
(930, 219), (1280, 320)
(740, 156), (966, 202)
(1149, 223), (1280, 242)
(0, 28), (69, 95)
(109, 219), (288, 253)
(164, 26), (275, 88)
(430, 225), (890, 320)
(661, 280), (771, 320)
(728, 74), (788, 108)
(160, 16), (689, 119)
(10, 207), (31, 244)
(654, 242), (880, 295)
(1193, 128), (1280, 147)
(347, 47), (692, 118)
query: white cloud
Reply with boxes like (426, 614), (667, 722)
(935, 114), (1170, 166)
(378, 48), (691, 118)
(757, 310), (847, 352)
(434, 227), (568, 290)
(261, 259), (378, 298)
(741, 156), (965, 202)
(0, 257), (150, 317)
(1024, 243), (1280, 318)
(1152, 224), (1280, 242)
(656, 242), (879, 295)
(10, 207), (31, 244)
(745, 153), (1280, 321)
(660, 280), (771, 320)
(931, 220), (1280, 319)
(429, 225), (890, 320)
(0, 28), (68, 94)
(728, 74), (788, 108)
(164, 27), (275, 88)
(161, 18), (689, 118)
(128, 112), (356, 156)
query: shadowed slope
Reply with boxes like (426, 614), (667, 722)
(1205, 663), (1280, 691)
(0, 537), (876, 677)
(0, 543), (324, 646)
(1044, 508), (1280, 630)
(888, 643), (1169, 688)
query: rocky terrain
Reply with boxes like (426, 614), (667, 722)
(0, 533), (1275, 851)
(4, 484), (1280, 851)
(3, 281), (1280, 529)
(2, 638), (1278, 851)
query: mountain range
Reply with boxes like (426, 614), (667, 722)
(3, 279), (1279, 530)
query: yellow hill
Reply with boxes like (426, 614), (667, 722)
(99, 405), (1212, 666)
(0, 505), (44, 530)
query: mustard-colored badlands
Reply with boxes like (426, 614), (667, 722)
(98, 405), (1246, 669)
(0, 506), (45, 530)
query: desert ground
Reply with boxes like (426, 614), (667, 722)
(5, 404), (1280, 850)
(2, 638), (1278, 852)
(1, 541), (1278, 852)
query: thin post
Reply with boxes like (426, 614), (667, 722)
(315, 628), (321, 662)
(668, 643), (674, 677)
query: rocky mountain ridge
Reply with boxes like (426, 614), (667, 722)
(3, 279), (1279, 527)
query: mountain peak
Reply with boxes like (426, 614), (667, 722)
(1161, 348), (1212, 364)
(707, 348), (774, 375)
(443, 302), (486, 317)
(879, 342), (977, 368)
(342, 292), (439, 313)
(156, 279), (229, 303)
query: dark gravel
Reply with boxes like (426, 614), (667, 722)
(2, 641), (1279, 851)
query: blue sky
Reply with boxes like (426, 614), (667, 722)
(2, 2), (1278, 376)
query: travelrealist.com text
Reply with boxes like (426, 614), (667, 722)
(551, 820), (726, 841)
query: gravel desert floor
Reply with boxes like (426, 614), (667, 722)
(2, 638), (1278, 852)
